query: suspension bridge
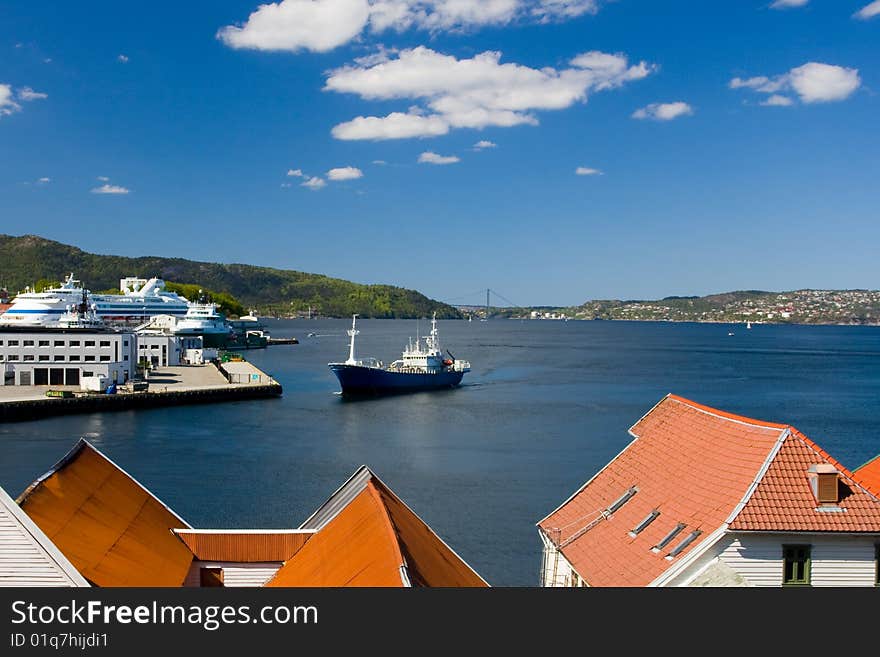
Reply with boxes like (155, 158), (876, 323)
(440, 288), (529, 320)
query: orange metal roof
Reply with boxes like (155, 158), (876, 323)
(173, 530), (313, 562)
(17, 440), (193, 587)
(537, 394), (880, 587)
(267, 472), (488, 587)
(854, 455), (880, 497)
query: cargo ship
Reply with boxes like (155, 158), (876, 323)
(328, 314), (470, 395)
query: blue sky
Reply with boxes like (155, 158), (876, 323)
(1, 1), (878, 306)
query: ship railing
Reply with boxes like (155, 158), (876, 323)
(452, 360), (471, 372)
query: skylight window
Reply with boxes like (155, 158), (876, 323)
(665, 530), (703, 560)
(628, 510), (660, 538)
(651, 523), (686, 553)
(606, 486), (638, 515)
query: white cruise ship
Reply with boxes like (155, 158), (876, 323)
(0, 273), (89, 326)
(91, 277), (190, 323)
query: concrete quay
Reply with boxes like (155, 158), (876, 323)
(0, 362), (282, 422)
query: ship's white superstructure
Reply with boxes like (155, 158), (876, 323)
(0, 274), (88, 327)
(91, 277), (190, 322)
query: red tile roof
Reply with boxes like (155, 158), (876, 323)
(537, 394), (880, 587)
(730, 429), (880, 532)
(854, 455), (880, 497)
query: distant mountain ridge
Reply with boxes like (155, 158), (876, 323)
(0, 235), (462, 319)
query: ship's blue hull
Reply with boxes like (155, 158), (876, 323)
(329, 364), (465, 395)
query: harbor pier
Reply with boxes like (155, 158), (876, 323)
(0, 361), (282, 422)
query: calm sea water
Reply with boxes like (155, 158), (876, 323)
(2, 319), (879, 586)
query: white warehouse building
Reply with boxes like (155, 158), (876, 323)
(0, 328), (137, 387)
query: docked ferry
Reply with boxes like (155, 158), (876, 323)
(91, 277), (191, 323)
(0, 273), (89, 326)
(0, 274), (191, 326)
(171, 302), (233, 348)
(328, 314), (470, 395)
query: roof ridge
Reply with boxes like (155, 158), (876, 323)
(19, 438), (191, 529)
(665, 394), (790, 431)
(365, 480), (408, 585)
(725, 427), (792, 526)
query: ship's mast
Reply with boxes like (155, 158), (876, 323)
(345, 314), (359, 364)
(427, 312), (439, 352)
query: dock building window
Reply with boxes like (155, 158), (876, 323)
(7, 340), (18, 346)
(23, 355), (34, 361)
(54, 340), (64, 347)
(69, 340), (80, 347)
(100, 356), (111, 362)
(38, 340), (49, 347)
(84, 355), (95, 362)
(782, 545), (811, 586)
(8, 355), (19, 361)
(54, 355), (64, 362)
(38, 355), (49, 362)
(23, 340), (34, 347)
(100, 340), (111, 347)
(69, 355), (80, 362)
(85, 340), (95, 347)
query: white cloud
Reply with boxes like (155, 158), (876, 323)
(287, 168), (304, 177)
(332, 111), (450, 140)
(301, 176), (327, 189)
(854, 1), (880, 19)
(575, 166), (601, 175)
(97, 176), (110, 182)
(760, 94), (794, 106)
(370, 0), (520, 31)
(219, 1), (610, 53)
(327, 166), (364, 180)
(730, 62), (860, 104)
(789, 62), (860, 102)
(17, 87), (48, 101)
(632, 101), (693, 121)
(217, 0), (371, 53)
(770, 0), (808, 8)
(473, 140), (497, 150)
(327, 47), (654, 139)
(729, 76), (786, 93)
(534, 0), (600, 20)
(418, 151), (460, 164)
(118, 54), (129, 63)
(281, 182), (293, 187)
(372, 159), (387, 165)
(0, 84), (19, 116)
(37, 177), (51, 184)
(0, 84), (48, 117)
(91, 184), (130, 194)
